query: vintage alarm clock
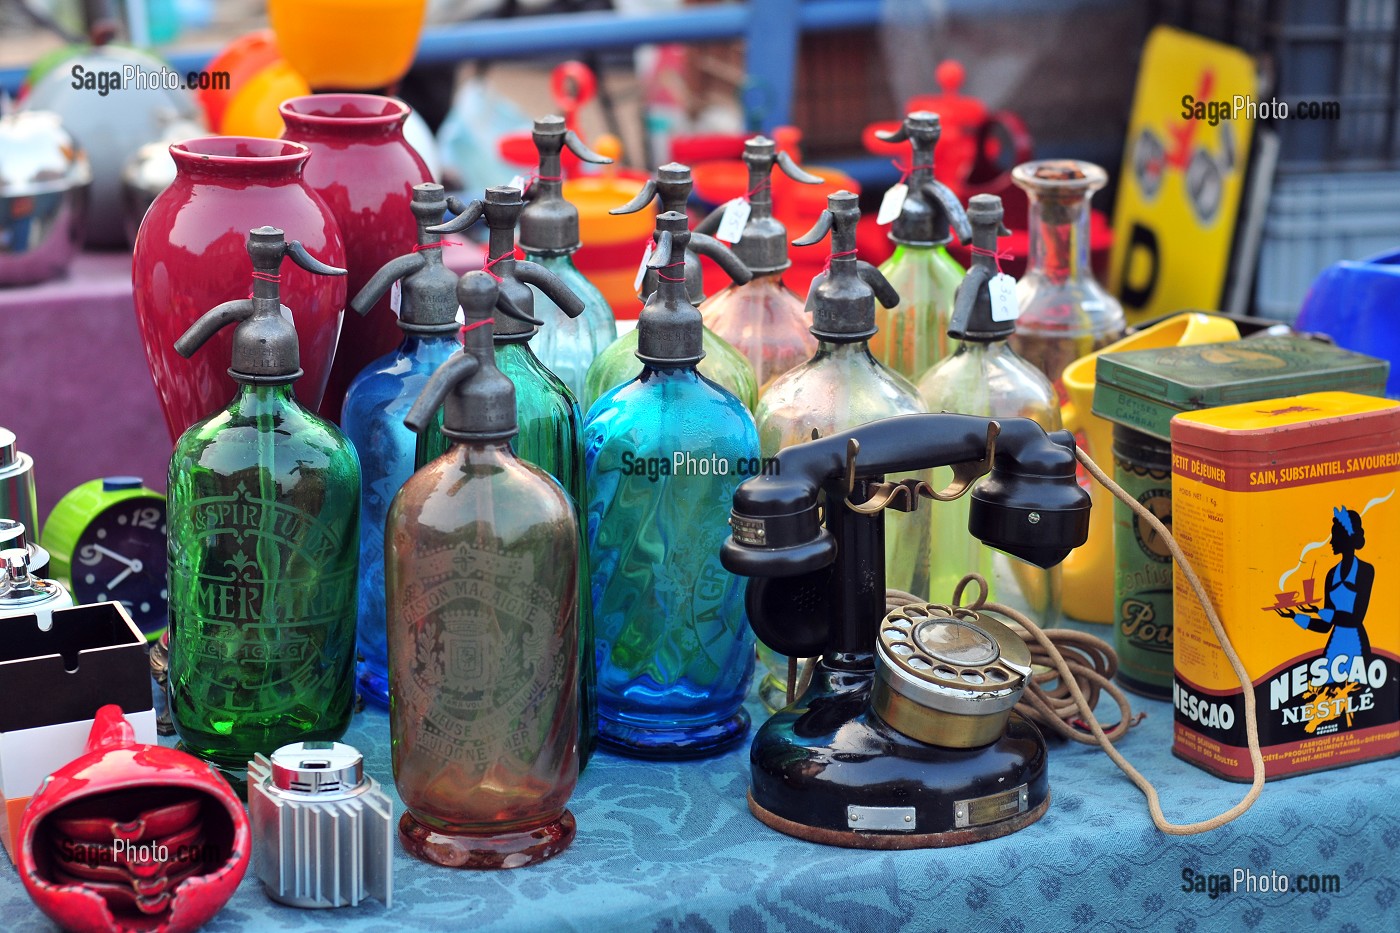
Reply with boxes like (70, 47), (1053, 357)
(42, 476), (168, 639)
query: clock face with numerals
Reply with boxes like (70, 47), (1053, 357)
(71, 498), (168, 637)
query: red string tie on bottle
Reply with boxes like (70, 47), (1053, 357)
(521, 173), (564, 195)
(460, 318), (494, 343)
(969, 244), (1014, 273)
(822, 248), (857, 276)
(483, 248), (523, 282)
(892, 157), (935, 185)
(656, 260), (686, 283)
(744, 178), (770, 201)
(249, 271), (280, 298)
(412, 240), (463, 253)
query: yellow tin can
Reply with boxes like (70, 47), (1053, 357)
(1170, 391), (1400, 780)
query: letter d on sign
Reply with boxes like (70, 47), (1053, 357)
(1117, 223), (1159, 311)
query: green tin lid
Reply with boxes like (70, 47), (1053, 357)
(1093, 335), (1389, 441)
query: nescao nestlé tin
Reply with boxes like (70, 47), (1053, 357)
(1170, 392), (1400, 780)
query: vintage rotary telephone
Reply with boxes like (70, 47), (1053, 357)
(721, 413), (1089, 847)
(722, 413), (1271, 848)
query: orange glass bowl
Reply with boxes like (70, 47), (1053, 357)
(268, 0), (427, 91)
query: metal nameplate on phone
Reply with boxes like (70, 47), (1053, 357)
(729, 515), (768, 546)
(847, 805), (917, 832)
(954, 784), (1029, 828)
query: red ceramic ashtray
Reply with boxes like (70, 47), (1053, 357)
(51, 860), (202, 915)
(18, 705), (250, 933)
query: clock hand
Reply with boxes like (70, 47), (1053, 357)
(107, 566), (134, 590)
(91, 544), (140, 570)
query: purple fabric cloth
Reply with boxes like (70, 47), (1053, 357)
(0, 251), (171, 525)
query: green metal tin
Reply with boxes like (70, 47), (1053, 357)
(1111, 425), (1174, 697)
(1093, 335), (1388, 441)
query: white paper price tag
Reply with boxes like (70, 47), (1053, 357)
(390, 280), (402, 317)
(989, 273), (1019, 322)
(455, 304), (465, 326)
(508, 174), (526, 193)
(633, 240), (654, 292)
(876, 183), (908, 225)
(715, 198), (750, 242)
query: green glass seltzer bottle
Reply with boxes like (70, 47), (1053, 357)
(166, 226), (359, 784)
(871, 112), (971, 383)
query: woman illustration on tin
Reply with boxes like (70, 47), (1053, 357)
(1275, 507), (1373, 679)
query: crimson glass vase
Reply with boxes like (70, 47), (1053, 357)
(280, 94), (432, 421)
(132, 137), (346, 441)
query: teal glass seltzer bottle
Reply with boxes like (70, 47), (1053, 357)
(584, 210), (760, 758)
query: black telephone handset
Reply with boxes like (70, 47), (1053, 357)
(721, 413), (1089, 661)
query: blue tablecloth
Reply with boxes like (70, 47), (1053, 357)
(5, 677), (1399, 933)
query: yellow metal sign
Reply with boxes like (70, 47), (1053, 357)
(1110, 26), (1257, 323)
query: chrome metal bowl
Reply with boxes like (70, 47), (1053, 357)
(0, 111), (91, 286)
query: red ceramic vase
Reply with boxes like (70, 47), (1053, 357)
(133, 137), (347, 441)
(279, 94), (432, 421)
(18, 705), (250, 933)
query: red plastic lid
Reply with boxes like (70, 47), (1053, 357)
(672, 134), (747, 165)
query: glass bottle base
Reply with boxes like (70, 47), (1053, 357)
(357, 666), (391, 709)
(398, 810), (576, 869)
(174, 744), (248, 799)
(597, 708), (750, 760)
